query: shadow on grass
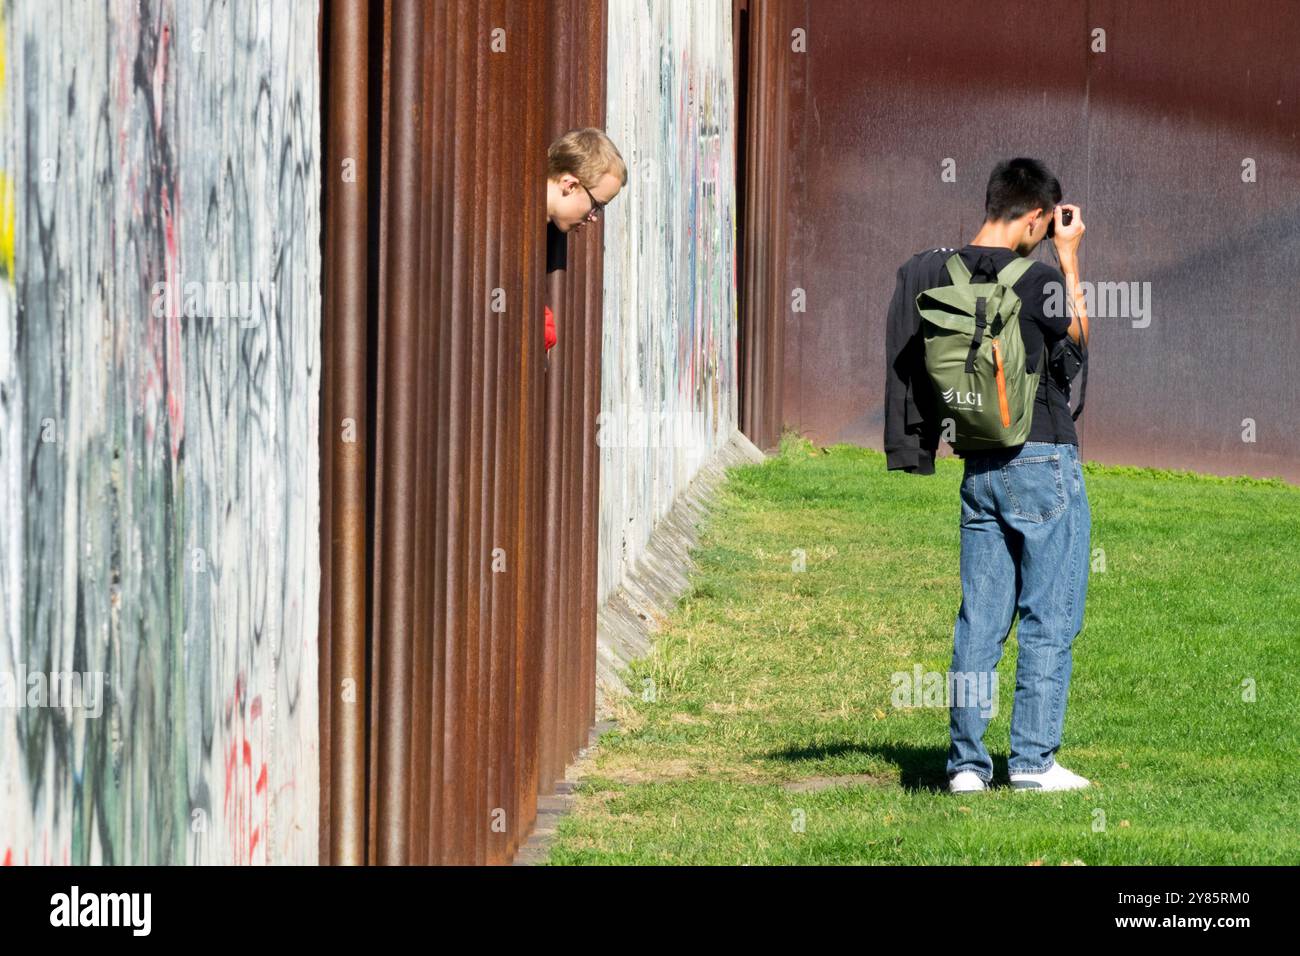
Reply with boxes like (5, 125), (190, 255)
(766, 740), (1012, 793)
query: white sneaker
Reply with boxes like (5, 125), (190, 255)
(1010, 762), (1090, 791)
(949, 770), (988, 793)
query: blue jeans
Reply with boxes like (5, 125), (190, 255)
(947, 441), (1091, 782)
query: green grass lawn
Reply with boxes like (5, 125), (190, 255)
(547, 434), (1300, 865)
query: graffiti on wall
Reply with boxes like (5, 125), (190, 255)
(0, 0), (319, 864)
(599, 0), (738, 605)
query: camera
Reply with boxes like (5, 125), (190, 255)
(1047, 206), (1072, 238)
(1049, 334), (1083, 385)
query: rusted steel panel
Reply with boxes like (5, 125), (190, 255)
(411, 0), (443, 865)
(372, 0), (422, 866)
(320, 0), (370, 869)
(747, 0), (1300, 482)
(365, 0), (391, 866)
(322, 0), (601, 865)
(735, 0), (790, 453)
(1073, 0), (1300, 482)
(539, 0), (608, 796)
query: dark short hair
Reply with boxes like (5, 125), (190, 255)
(984, 158), (1062, 222)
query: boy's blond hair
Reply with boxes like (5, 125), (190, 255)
(547, 127), (628, 188)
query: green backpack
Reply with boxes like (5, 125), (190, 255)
(915, 253), (1046, 452)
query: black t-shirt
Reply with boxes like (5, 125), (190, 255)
(546, 221), (567, 274)
(952, 244), (1077, 447)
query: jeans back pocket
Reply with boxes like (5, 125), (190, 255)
(1000, 451), (1066, 522)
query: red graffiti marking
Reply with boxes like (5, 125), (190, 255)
(160, 180), (184, 464)
(221, 674), (272, 864)
(224, 740), (238, 812)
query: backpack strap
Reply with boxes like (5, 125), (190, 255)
(995, 256), (1036, 289)
(944, 253), (970, 285)
(963, 296), (988, 373)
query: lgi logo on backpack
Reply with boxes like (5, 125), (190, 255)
(942, 387), (983, 410)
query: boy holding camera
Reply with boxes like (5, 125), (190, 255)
(883, 158), (1092, 793)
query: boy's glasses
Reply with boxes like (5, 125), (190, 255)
(580, 182), (607, 222)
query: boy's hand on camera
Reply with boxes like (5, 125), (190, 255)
(1052, 204), (1084, 259)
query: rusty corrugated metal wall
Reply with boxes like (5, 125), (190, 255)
(319, 0), (369, 867)
(320, 0), (607, 865)
(734, 0), (791, 453)
(539, 0), (607, 799)
(738, 0), (1300, 482)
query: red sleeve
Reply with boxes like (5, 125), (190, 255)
(544, 305), (556, 351)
